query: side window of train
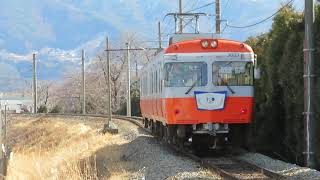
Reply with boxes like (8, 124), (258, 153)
(158, 70), (161, 93)
(155, 70), (157, 94)
(144, 75), (146, 95)
(151, 71), (153, 94)
(148, 72), (150, 95)
(156, 70), (158, 94)
(142, 75), (144, 96)
(159, 70), (161, 93)
(154, 71), (156, 94)
(152, 71), (154, 94)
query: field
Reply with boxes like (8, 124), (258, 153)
(6, 115), (138, 179)
(5, 115), (219, 180)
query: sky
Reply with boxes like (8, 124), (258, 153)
(0, 0), (305, 91)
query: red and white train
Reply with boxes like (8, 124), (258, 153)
(140, 33), (258, 149)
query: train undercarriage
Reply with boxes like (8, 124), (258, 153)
(143, 118), (251, 152)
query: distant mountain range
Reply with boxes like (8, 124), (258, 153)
(0, 0), (304, 92)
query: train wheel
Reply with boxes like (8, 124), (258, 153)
(151, 120), (156, 135)
(192, 134), (208, 155)
(159, 123), (164, 139)
(176, 137), (185, 149)
(229, 124), (248, 149)
(144, 118), (148, 128)
(166, 125), (175, 144)
(163, 125), (168, 142)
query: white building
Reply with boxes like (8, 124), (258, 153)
(0, 96), (33, 113)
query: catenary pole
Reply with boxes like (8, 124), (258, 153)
(158, 21), (162, 49)
(303, 0), (316, 168)
(32, 53), (37, 114)
(179, 0), (183, 33)
(81, 50), (86, 114)
(126, 42), (131, 117)
(215, 0), (221, 34)
(106, 37), (112, 126)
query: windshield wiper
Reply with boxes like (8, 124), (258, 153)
(185, 80), (197, 94)
(219, 77), (235, 94)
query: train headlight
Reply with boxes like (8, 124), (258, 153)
(201, 40), (209, 48)
(240, 108), (247, 114)
(211, 40), (218, 48)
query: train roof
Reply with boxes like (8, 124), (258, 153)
(165, 38), (253, 54)
(140, 35), (254, 74)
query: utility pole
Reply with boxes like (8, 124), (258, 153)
(215, 0), (221, 34)
(106, 37), (112, 126)
(3, 104), (6, 146)
(103, 46), (159, 118)
(32, 53), (37, 114)
(126, 42), (131, 117)
(179, 0), (183, 33)
(158, 21), (162, 49)
(81, 49), (86, 114)
(303, 0), (316, 168)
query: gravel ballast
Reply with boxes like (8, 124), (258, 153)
(237, 153), (320, 180)
(103, 118), (222, 179)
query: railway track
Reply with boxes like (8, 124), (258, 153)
(26, 113), (285, 180)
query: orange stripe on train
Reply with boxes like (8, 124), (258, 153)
(140, 97), (253, 125)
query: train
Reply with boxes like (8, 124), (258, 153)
(140, 33), (259, 150)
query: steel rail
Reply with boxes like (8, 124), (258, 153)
(21, 113), (285, 180)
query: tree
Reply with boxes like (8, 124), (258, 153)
(245, 5), (320, 166)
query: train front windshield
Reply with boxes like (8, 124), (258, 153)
(213, 62), (253, 86)
(164, 62), (207, 87)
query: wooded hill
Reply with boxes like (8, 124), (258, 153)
(246, 5), (320, 167)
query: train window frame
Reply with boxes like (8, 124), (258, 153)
(212, 61), (254, 86)
(164, 62), (208, 87)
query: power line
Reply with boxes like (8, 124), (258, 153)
(222, 0), (230, 18)
(183, 0), (193, 10)
(186, 2), (215, 13)
(185, 0), (200, 12)
(226, 0), (295, 29)
(224, 0), (230, 11)
(163, 1), (215, 35)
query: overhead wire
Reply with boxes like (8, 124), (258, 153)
(226, 0), (295, 29)
(186, 2), (215, 13)
(185, 0), (200, 12)
(219, 0), (231, 33)
(224, 0), (230, 11)
(183, 0), (193, 10)
(162, 1), (216, 35)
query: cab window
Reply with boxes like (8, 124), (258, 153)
(213, 61), (253, 86)
(164, 62), (207, 87)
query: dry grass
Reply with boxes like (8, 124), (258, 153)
(6, 115), (112, 180)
